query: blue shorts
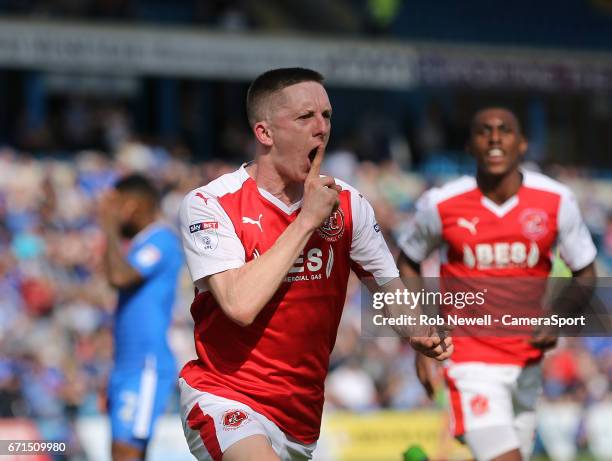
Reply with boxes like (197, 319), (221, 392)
(108, 361), (176, 449)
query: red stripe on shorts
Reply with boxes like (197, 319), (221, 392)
(444, 368), (465, 436)
(187, 403), (223, 461)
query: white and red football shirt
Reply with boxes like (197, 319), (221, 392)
(179, 164), (398, 444)
(399, 170), (596, 365)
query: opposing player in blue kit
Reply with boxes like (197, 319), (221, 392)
(98, 174), (184, 461)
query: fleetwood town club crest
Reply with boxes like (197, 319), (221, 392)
(470, 394), (489, 416)
(317, 208), (345, 242)
(519, 208), (549, 240)
(222, 409), (250, 430)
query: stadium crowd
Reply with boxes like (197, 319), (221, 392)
(0, 135), (610, 458)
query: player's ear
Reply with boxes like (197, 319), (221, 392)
(253, 121), (273, 147)
(465, 141), (473, 157)
(518, 135), (528, 157)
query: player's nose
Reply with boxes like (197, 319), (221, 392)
(488, 128), (501, 145)
(313, 113), (330, 139)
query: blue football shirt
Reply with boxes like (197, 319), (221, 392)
(114, 222), (183, 372)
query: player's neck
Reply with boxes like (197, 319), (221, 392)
(477, 169), (523, 205)
(246, 161), (304, 206)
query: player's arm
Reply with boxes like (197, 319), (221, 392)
(344, 183), (450, 359)
(396, 194), (451, 391)
(371, 261), (452, 361)
(531, 262), (597, 350)
(377, 276), (453, 361)
(532, 260), (598, 347)
(397, 251), (443, 395)
(208, 150), (339, 326)
(98, 191), (143, 289)
(206, 213), (328, 327)
(186, 149), (340, 327)
(572, 262), (596, 278)
(397, 250), (421, 277)
(531, 190), (598, 349)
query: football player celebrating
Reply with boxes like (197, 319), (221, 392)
(398, 107), (596, 461)
(178, 68), (452, 461)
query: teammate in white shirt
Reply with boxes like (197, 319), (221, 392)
(178, 68), (453, 461)
(398, 107), (597, 461)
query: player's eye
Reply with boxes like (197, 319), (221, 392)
(298, 112), (313, 120)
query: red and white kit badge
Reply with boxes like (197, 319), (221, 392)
(190, 221), (219, 252)
(519, 208), (549, 240)
(221, 409), (250, 431)
(470, 394), (490, 416)
(317, 208), (345, 242)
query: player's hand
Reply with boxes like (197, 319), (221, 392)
(529, 325), (558, 351)
(97, 190), (121, 234)
(97, 386), (108, 413)
(299, 147), (342, 231)
(409, 327), (453, 361)
(415, 353), (439, 399)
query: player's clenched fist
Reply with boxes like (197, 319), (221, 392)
(409, 330), (454, 361)
(299, 147), (342, 230)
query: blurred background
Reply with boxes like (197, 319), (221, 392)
(0, 0), (611, 460)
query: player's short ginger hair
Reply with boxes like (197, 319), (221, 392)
(246, 67), (325, 127)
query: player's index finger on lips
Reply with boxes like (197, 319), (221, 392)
(308, 147), (324, 178)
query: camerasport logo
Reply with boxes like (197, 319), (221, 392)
(222, 409), (251, 430)
(317, 208), (345, 242)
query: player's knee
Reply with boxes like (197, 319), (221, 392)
(222, 434), (281, 461)
(464, 425), (522, 461)
(489, 449), (523, 461)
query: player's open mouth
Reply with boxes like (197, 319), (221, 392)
(487, 148), (504, 158)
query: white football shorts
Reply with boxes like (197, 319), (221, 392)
(444, 361), (541, 461)
(179, 378), (316, 461)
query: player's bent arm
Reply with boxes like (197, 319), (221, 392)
(377, 277), (424, 337)
(398, 253), (450, 367)
(414, 351), (439, 399)
(204, 149), (339, 327)
(98, 190), (143, 290)
(395, 251), (453, 361)
(206, 216), (317, 327)
(376, 276), (453, 361)
(102, 229), (143, 289)
(561, 261), (597, 317)
(397, 251), (421, 278)
(573, 261), (596, 278)
(397, 251), (431, 310)
(531, 261), (596, 350)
